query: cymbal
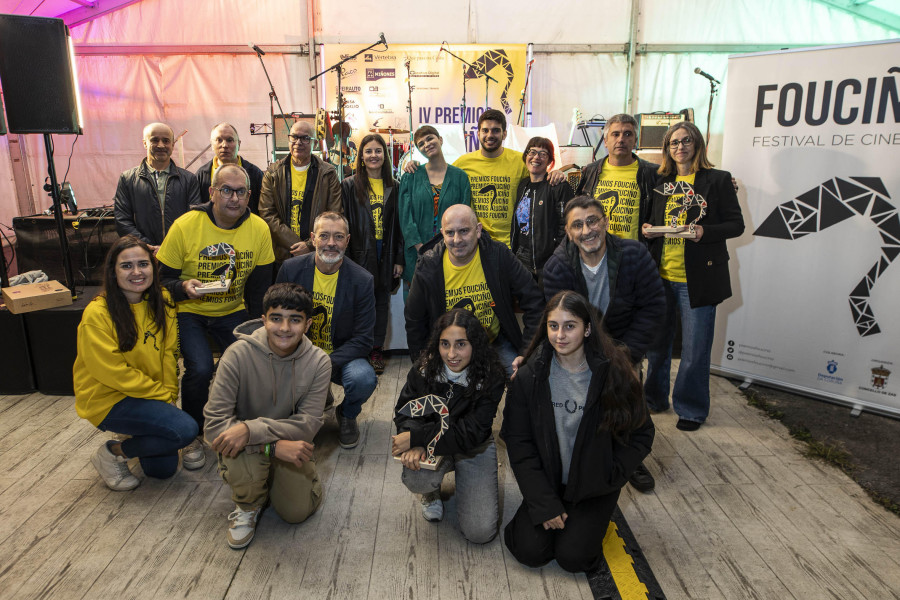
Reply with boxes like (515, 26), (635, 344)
(369, 127), (410, 134)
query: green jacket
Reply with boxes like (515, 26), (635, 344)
(397, 164), (471, 282)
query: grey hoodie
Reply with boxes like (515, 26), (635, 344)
(204, 318), (332, 453)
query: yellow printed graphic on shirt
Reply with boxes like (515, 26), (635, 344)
(290, 166), (308, 237)
(443, 248), (500, 342)
(593, 159), (640, 240)
(310, 267), (339, 354)
(369, 178), (385, 241)
(156, 211), (275, 317)
(659, 173), (696, 283)
(454, 149), (528, 248)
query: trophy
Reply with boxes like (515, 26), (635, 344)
(393, 394), (449, 470)
(646, 181), (708, 238)
(195, 242), (236, 294)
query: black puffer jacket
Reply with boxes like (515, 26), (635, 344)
(541, 233), (665, 363)
(341, 175), (404, 292)
(196, 157), (265, 215)
(501, 342), (654, 525)
(393, 366), (505, 456)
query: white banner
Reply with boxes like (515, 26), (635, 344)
(714, 39), (900, 415)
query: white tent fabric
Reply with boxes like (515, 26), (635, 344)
(0, 0), (896, 233)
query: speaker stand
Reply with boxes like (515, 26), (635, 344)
(43, 133), (76, 296)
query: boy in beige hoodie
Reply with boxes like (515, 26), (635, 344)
(204, 282), (332, 549)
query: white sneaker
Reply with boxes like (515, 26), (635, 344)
(227, 505), (262, 549)
(182, 438), (206, 470)
(91, 443), (139, 491)
(421, 492), (444, 522)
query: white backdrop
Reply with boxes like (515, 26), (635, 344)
(713, 39), (900, 415)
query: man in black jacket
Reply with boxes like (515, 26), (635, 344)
(276, 212), (377, 450)
(405, 205), (544, 374)
(575, 114), (658, 241)
(196, 123), (265, 215)
(114, 122), (201, 252)
(542, 195), (665, 492)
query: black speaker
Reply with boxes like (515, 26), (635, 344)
(0, 14), (82, 134)
(635, 113), (686, 150)
(0, 310), (36, 394)
(24, 287), (99, 396)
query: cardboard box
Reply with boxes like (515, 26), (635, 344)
(2, 280), (72, 314)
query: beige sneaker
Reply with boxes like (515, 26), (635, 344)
(91, 443), (139, 491)
(227, 505), (262, 549)
(182, 438), (206, 470)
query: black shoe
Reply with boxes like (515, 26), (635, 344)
(676, 418), (702, 431)
(337, 406), (360, 449)
(628, 462), (655, 493)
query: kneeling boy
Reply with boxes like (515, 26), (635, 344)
(204, 283), (332, 549)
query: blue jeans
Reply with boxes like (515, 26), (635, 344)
(177, 310), (248, 431)
(332, 357), (377, 420)
(644, 280), (717, 423)
(97, 396), (198, 479)
(492, 333), (519, 377)
(402, 436), (499, 544)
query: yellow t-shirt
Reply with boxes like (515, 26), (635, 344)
(310, 267), (339, 354)
(443, 247), (500, 342)
(157, 210), (276, 316)
(290, 162), (310, 237)
(73, 293), (179, 427)
(369, 178), (385, 241)
(659, 173), (696, 283)
(454, 149), (529, 248)
(593, 159), (641, 240)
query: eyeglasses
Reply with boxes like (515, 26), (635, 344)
(213, 186), (248, 199)
(669, 137), (694, 148)
(288, 134), (315, 145)
(568, 216), (604, 230)
(526, 149), (550, 159)
(316, 232), (347, 243)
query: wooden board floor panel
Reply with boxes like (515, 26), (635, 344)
(0, 357), (897, 600)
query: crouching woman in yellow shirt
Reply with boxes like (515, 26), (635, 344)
(74, 235), (198, 491)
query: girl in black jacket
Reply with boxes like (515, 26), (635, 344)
(502, 291), (654, 572)
(391, 309), (507, 543)
(341, 134), (404, 373)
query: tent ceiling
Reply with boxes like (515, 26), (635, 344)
(812, 0), (900, 32)
(0, 0), (142, 26)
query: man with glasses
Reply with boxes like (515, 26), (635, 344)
(542, 195), (664, 492)
(575, 113), (659, 241)
(114, 122), (201, 253)
(276, 212), (376, 450)
(260, 120), (342, 266)
(196, 123), (265, 214)
(158, 164), (276, 468)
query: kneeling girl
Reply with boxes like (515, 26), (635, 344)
(391, 308), (507, 543)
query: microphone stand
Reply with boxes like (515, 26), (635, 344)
(517, 59), (535, 126)
(704, 78), (719, 147)
(250, 46), (291, 162)
(405, 58), (414, 140)
(440, 46), (497, 148)
(311, 35), (386, 181)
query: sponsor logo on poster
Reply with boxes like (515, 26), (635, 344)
(858, 362), (895, 397)
(366, 68), (395, 81)
(817, 359), (843, 384)
(365, 54), (397, 62)
(337, 86), (361, 93)
(411, 70), (440, 78)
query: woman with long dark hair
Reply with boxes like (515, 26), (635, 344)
(502, 291), (654, 572)
(510, 136), (573, 281)
(391, 308), (507, 543)
(341, 133), (404, 373)
(74, 235), (198, 491)
(641, 121), (744, 431)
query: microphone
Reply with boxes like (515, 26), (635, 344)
(379, 32), (388, 50)
(694, 67), (720, 84)
(249, 43), (265, 56)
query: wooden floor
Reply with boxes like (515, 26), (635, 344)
(1, 357), (899, 600)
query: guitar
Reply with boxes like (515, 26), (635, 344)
(567, 107), (583, 146)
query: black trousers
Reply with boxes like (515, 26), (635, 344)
(504, 489), (620, 573)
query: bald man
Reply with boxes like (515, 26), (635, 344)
(196, 123), (265, 214)
(405, 205), (543, 373)
(259, 120), (342, 265)
(114, 122), (201, 251)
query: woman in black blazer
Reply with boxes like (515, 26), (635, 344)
(641, 121), (744, 431)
